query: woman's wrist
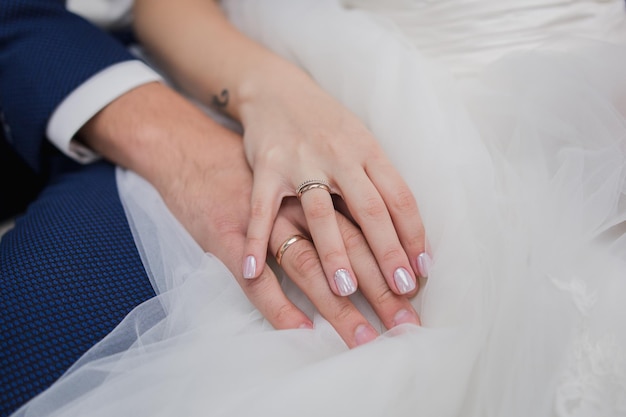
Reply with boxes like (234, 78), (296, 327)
(234, 59), (320, 125)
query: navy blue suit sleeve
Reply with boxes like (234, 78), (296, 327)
(0, 0), (137, 172)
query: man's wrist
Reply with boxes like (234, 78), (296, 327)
(78, 82), (233, 185)
(47, 61), (163, 164)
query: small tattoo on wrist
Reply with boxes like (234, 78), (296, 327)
(211, 89), (229, 109)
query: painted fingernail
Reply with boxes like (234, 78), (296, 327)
(243, 255), (256, 279)
(354, 324), (378, 346)
(393, 309), (418, 326)
(334, 268), (357, 296)
(417, 252), (432, 278)
(394, 267), (416, 294)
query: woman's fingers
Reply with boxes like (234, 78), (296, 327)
(297, 181), (358, 297)
(337, 169), (419, 296)
(238, 261), (314, 330)
(333, 211), (421, 329)
(242, 171), (284, 279)
(368, 159), (432, 278)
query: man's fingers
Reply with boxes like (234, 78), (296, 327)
(240, 265), (314, 330)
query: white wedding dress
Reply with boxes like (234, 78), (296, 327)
(14, 1), (626, 416)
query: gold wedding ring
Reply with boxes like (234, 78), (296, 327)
(276, 234), (311, 265)
(296, 179), (331, 200)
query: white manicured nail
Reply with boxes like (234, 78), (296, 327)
(417, 252), (432, 278)
(394, 267), (416, 294)
(243, 255), (256, 279)
(334, 268), (357, 296)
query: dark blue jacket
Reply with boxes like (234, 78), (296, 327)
(0, 1), (136, 218)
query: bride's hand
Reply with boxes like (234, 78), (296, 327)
(131, 0), (431, 299)
(239, 69), (431, 297)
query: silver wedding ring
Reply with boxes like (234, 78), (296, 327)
(296, 179), (331, 200)
(276, 234), (311, 265)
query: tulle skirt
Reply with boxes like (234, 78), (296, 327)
(14, 1), (626, 416)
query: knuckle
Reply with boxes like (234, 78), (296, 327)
(404, 234), (425, 253)
(247, 234), (267, 250)
(242, 274), (273, 296)
(374, 283), (397, 306)
(341, 227), (367, 253)
(249, 198), (268, 221)
(381, 247), (405, 263)
(271, 303), (300, 327)
(332, 300), (357, 322)
(305, 198), (334, 220)
(321, 248), (344, 265)
(255, 147), (285, 167)
(361, 196), (387, 219)
(391, 187), (417, 213)
(366, 149), (387, 163)
(290, 246), (322, 276)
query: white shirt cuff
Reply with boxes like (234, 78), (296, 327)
(47, 60), (163, 163)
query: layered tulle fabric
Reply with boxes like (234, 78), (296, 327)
(13, 1), (626, 416)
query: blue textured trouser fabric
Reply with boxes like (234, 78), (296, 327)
(0, 162), (157, 416)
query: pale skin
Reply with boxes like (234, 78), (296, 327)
(132, 0), (432, 299)
(78, 82), (420, 348)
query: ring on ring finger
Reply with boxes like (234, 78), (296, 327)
(296, 179), (331, 200)
(276, 234), (312, 265)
